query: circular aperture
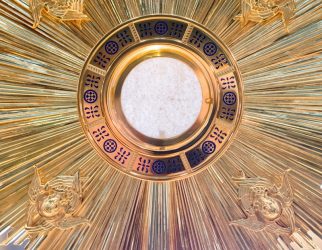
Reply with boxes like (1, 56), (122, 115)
(120, 57), (203, 139)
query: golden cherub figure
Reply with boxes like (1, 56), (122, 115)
(26, 167), (89, 233)
(236, 0), (296, 30)
(230, 170), (296, 235)
(29, 0), (89, 28)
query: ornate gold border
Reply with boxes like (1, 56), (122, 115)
(77, 15), (244, 181)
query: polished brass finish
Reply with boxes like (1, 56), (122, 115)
(78, 15), (243, 181)
(1, 0), (322, 249)
(236, 0), (296, 30)
(26, 167), (89, 233)
(29, 0), (89, 28)
(107, 43), (215, 151)
(230, 170), (296, 235)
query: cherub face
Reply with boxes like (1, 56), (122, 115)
(38, 193), (64, 218)
(256, 196), (282, 220)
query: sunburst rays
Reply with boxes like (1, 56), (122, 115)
(0, 0), (321, 249)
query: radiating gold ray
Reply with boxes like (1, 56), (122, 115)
(0, 0), (321, 249)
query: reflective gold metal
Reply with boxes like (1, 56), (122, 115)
(1, 0), (322, 248)
(25, 167), (89, 233)
(78, 15), (243, 181)
(106, 43), (215, 152)
(29, 0), (89, 28)
(236, 0), (296, 30)
(230, 170), (296, 235)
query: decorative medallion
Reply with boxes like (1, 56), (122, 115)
(230, 170), (296, 235)
(29, 0), (89, 28)
(78, 15), (243, 181)
(26, 167), (89, 233)
(236, 0), (296, 30)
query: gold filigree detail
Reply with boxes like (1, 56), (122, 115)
(230, 170), (296, 235)
(235, 0), (296, 30)
(29, 0), (89, 29)
(25, 167), (89, 233)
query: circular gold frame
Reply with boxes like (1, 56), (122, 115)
(78, 15), (243, 181)
(106, 42), (217, 153)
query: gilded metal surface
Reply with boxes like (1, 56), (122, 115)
(29, 0), (89, 28)
(230, 170), (296, 235)
(288, 231), (322, 249)
(1, 0), (322, 249)
(236, 0), (296, 30)
(78, 15), (243, 181)
(26, 167), (89, 233)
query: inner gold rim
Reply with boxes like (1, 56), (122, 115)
(104, 42), (218, 153)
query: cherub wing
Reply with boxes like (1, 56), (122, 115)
(230, 217), (267, 231)
(60, 10), (89, 21)
(236, 0), (277, 25)
(72, 171), (82, 197)
(264, 222), (292, 235)
(28, 167), (43, 202)
(279, 5), (295, 28)
(241, 0), (253, 17)
(26, 203), (38, 227)
(57, 217), (90, 229)
(235, 0), (253, 25)
(279, 206), (296, 234)
(278, 170), (293, 205)
(29, 0), (45, 28)
(73, 171), (89, 199)
(26, 219), (55, 233)
(230, 217), (291, 234)
(49, 0), (88, 20)
(48, 171), (83, 194)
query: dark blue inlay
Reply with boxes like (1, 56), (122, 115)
(84, 90), (97, 104)
(84, 105), (100, 119)
(105, 41), (119, 55)
(137, 157), (151, 173)
(203, 42), (217, 56)
(93, 126), (109, 142)
(189, 30), (206, 48)
(223, 92), (237, 105)
(220, 107), (235, 120)
(221, 76), (236, 90)
(85, 74), (100, 88)
(116, 29), (133, 46)
(138, 22), (153, 37)
(103, 139), (117, 153)
(186, 148), (207, 167)
(114, 147), (130, 164)
(93, 52), (109, 68)
(152, 160), (167, 174)
(166, 157), (184, 174)
(169, 22), (185, 38)
(211, 54), (227, 69)
(202, 141), (216, 155)
(154, 21), (168, 35)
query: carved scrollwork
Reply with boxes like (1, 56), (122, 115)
(230, 170), (296, 235)
(26, 167), (89, 233)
